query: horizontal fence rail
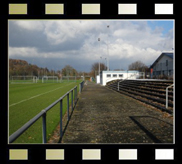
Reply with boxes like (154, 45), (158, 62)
(9, 81), (84, 143)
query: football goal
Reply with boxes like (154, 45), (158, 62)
(42, 76), (58, 83)
(10, 76), (38, 84)
(60, 76), (77, 83)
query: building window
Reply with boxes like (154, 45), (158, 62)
(119, 74), (123, 77)
(106, 74), (111, 77)
(113, 74), (117, 77)
(166, 60), (168, 66)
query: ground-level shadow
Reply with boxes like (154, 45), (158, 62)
(129, 116), (173, 143)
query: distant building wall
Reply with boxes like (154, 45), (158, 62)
(96, 75), (100, 84)
(152, 55), (173, 78)
(100, 70), (139, 86)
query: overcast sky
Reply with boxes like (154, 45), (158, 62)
(8, 20), (174, 72)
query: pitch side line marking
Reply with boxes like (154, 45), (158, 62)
(9, 83), (74, 107)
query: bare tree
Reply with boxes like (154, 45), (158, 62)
(91, 62), (107, 72)
(62, 65), (78, 76)
(90, 62), (107, 78)
(128, 61), (148, 72)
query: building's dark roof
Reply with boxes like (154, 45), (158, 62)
(164, 53), (173, 59)
(150, 52), (173, 68)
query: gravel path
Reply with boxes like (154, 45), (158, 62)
(61, 81), (173, 143)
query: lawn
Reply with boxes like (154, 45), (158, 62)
(9, 80), (82, 143)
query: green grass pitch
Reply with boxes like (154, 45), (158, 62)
(9, 80), (82, 143)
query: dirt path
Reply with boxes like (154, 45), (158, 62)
(61, 81), (173, 143)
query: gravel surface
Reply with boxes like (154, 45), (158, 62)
(59, 81), (173, 144)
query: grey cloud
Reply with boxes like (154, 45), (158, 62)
(9, 21), (48, 48)
(9, 21), (86, 53)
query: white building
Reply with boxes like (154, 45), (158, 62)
(98, 70), (139, 86)
(150, 52), (173, 78)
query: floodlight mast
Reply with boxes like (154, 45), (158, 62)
(99, 56), (102, 75)
(107, 25), (110, 71)
(98, 38), (101, 75)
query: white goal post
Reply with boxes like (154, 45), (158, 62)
(60, 76), (77, 82)
(10, 76), (38, 83)
(42, 76), (58, 83)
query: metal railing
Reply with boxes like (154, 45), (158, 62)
(9, 81), (84, 143)
(117, 73), (139, 91)
(166, 84), (174, 109)
(79, 81), (84, 93)
(118, 80), (124, 91)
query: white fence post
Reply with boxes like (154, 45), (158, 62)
(166, 84), (174, 109)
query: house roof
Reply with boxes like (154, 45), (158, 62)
(164, 53), (173, 59)
(150, 52), (173, 68)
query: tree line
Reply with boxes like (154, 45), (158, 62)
(9, 58), (150, 79)
(9, 59), (88, 78)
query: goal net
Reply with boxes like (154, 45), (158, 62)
(42, 76), (58, 83)
(60, 76), (76, 83)
(10, 76), (38, 83)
